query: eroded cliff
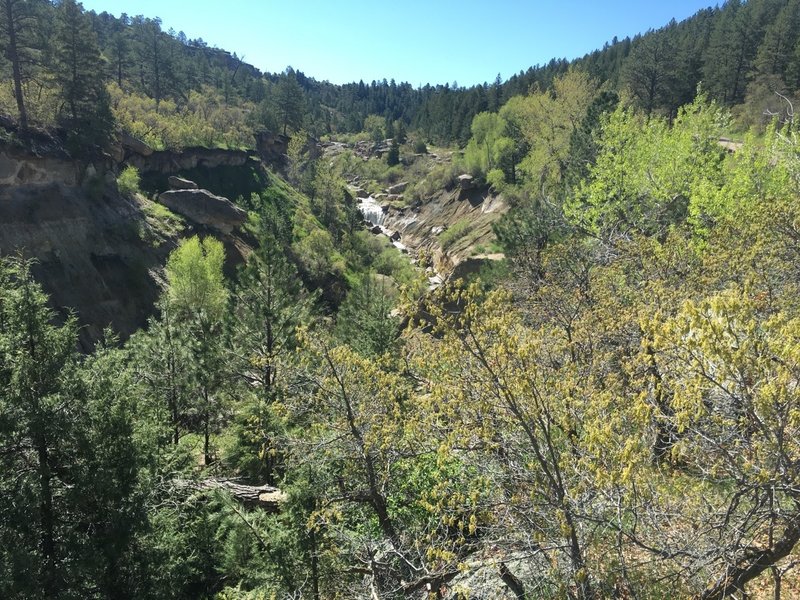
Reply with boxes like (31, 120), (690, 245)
(0, 140), (251, 350)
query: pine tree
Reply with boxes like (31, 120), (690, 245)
(275, 69), (305, 135)
(164, 236), (229, 466)
(53, 0), (113, 152)
(623, 31), (677, 117)
(0, 258), (77, 597)
(0, 0), (37, 132)
(386, 136), (400, 166)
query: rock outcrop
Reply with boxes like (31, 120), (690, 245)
(0, 149), (80, 186)
(0, 180), (167, 350)
(124, 146), (256, 175)
(457, 173), (475, 190)
(0, 134), (254, 350)
(255, 131), (289, 165)
(386, 181), (408, 195)
(119, 132), (154, 157)
(159, 188), (247, 234)
(374, 182), (507, 276)
(168, 175), (198, 190)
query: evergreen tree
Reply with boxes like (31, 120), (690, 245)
(386, 136), (400, 166)
(0, 0), (36, 132)
(335, 274), (400, 357)
(623, 30), (677, 117)
(228, 235), (312, 482)
(109, 24), (132, 88)
(755, 0), (800, 83)
(0, 258), (76, 597)
(275, 69), (305, 135)
(0, 259), (143, 598)
(53, 0), (113, 152)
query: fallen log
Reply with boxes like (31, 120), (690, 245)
(177, 478), (287, 511)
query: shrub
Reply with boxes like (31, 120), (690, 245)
(117, 166), (140, 196)
(486, 168), (506, 191)
(413, 139), (427, 154)
(439, 218), (475, 250)
(410, 162), (459, 202)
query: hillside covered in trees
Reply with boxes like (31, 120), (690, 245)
(0, 0), (799, 150)
(2, 1), (800, 599)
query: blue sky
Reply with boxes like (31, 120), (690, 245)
(81, 1), (718, 86)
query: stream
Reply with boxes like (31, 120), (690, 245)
(357, 196), (441, 289)
(357, 196), (407, 253)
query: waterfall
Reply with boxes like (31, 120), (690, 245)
(358, 197), (385, 226)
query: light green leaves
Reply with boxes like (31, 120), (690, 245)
(165, 235), (228, 324)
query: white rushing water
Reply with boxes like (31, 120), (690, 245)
(358, 196), (385, 227)
(358, 195), (443, 290)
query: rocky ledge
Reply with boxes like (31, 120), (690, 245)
(159, 188), (248, 234)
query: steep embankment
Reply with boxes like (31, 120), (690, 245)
(0, 139), (255, 350)
(385, 179), (505, 277)
(0, 153), (165, 349)
(358, 173), (507, 283)
(334, 137), (508, 282)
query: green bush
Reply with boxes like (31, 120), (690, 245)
(411, 162), (459, 202)
(117, 166), (140, 196)
(413, 139), (427, 154)
(439, 218), (475, 250)
(486, 168), (506, 191)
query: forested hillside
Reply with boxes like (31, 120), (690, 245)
(2, 1), (800, 599)
(1, 0), (799, 150)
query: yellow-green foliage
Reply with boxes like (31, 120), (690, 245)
(292, 227), (344, 279)
(141, 200), (184, 237)
(409, 161), (459, 202)
(461, 111), (507, 177)
(109, 83), (255, 150)
(566, 94), (728, 242)
(362, 114), (386, 142)
(0, 76), (60, 127)
(165, 235), (228, 322)
(116, 166), (140, 196)
(438, 218), (475, 250)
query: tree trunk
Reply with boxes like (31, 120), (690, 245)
(3, 0), (28, 132)
(203, 391), (211, 466)
(36, 433), (57, 597)
(310, 527), (320, 600)
(499, 562), (526, 599)
(698, 519), (800, 600)
(772, 565), (781, 600)
(178, 478), (285, 510)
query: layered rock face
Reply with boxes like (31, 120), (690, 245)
(0, 139), (254, 350)
(123, 145), (255, 174)
(0, 149), (80, 186)
(373, 182), (507, 276)
(0, 177), (166, 350)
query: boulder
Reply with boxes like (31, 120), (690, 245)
(108, 143), (125, 163)
(386, 194), (404, 202)
(389, 230), (401, 242)
(158, 189), (247, 234)
(119, 132), (154, 157)
(386, 181), (408, 195)
(353, 187), (369, 199)
(457, 174), (475, 190)
(168, 176), (198, 190)
(255, 131), (289, 165)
